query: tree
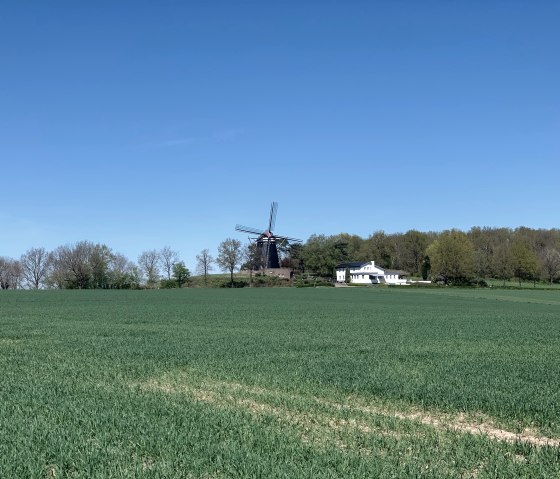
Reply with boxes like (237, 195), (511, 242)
(20, 247), (50, 289)
(89, 244), (113, 289)
(108, 253), (140, 289)
(421, 255), (431, 281)
(491, 243), (514, 286)
(172, 261), (190, 288)
(160, 246), (179, 280)
(426, 230), (475, 284)
(541, 247), (560, 285)
(281, 243), (305, 273)
(357, 231), (395, 267)
(469, 227), (496, 278)
(216, 238), (242, 287)
(196, 249), (214, 286)
(138, 250), (161, 287)
(302, 234), (347, 278)
(47, 246), (69, 289)
(242, 243), (262, 287)
(510, 240), (539, 286)
(400, 230), (430, 276)
(48, 241), (95, 289)
(0, 257), (22, 289)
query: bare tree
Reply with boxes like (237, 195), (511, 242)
(138, 250), (161, 287)
(47, 246), (69, 289)
(89, 244), (113, 289)
(216, 238), (242, 287)
(46, 242), (95, 289)
(20, 247), (50, 289)
(0, 257), (22, 289)
(542, 247), (560, 285)
(160, 246), (179, 280)
(109, 253), (140, 289)
(196, 248), (214, 286)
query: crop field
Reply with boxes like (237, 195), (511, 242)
(1, 288), (560, 478)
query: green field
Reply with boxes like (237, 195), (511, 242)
(1, 288), (560, 478)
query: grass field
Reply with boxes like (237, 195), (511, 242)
(1, 288), (560, 478)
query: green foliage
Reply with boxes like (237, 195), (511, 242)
(218, 279), (248, 288)
(172, 261), (190, 288)
(490, 242), (514, 285)
(293, 275), (334, 287)
(1, 289), (560, 477)
(400, 230), (431, 275)
(357, 231), (395, 267)
(510, 240), (539, 286)
(427, 230), (475, 284)
(159, 279), (177, 289)
(421, 255), (431, 280)
(250, 274), (289, 287)
(302, 234), (347, 277)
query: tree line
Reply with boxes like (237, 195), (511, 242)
(1, 226), (560, 289)
(0, 242), (206, 290)
(289, 227), (560, 286)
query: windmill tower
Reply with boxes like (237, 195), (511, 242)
(236, 202), (301, 269)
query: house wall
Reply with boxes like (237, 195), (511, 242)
(336, 261), (409, 285)
(335, 269), (347, 282)
(350, 273), (382, 284)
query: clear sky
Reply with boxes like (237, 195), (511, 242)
(1, 1), (559, 270)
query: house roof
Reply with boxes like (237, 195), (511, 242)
(335, 262), (366, 269)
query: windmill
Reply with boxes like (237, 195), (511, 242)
(235, 202), (302, 269)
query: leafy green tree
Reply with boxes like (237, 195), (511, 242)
(400, 230), (430, 275)
(426, 230), (475, 284)
(469, 227), (496, 278)
(281, 243), (305, 273)
(172, 261), (190, 288)
(330, 233), (364, 261)
(491, 243), (514, 286)
(216, 238), (243, 287)
(421, 255), (431, 280)
(301, 235), (346, 278)
(510, 240), (539, 286)
(357, 231), (395, 267)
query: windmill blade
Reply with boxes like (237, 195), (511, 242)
(274, 234), (303, 243)
(235, 224), (264, 235)
(268, 201), (278, 232)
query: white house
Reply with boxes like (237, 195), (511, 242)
(335, 261), (409, 285)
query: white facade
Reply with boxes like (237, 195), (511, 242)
(335, 261), (409, 285)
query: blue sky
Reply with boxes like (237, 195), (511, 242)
(1, 1), (559, 270)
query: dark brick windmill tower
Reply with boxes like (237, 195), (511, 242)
(236, 202), (301, 269)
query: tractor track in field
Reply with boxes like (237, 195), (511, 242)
(135, 371), (560, 450)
